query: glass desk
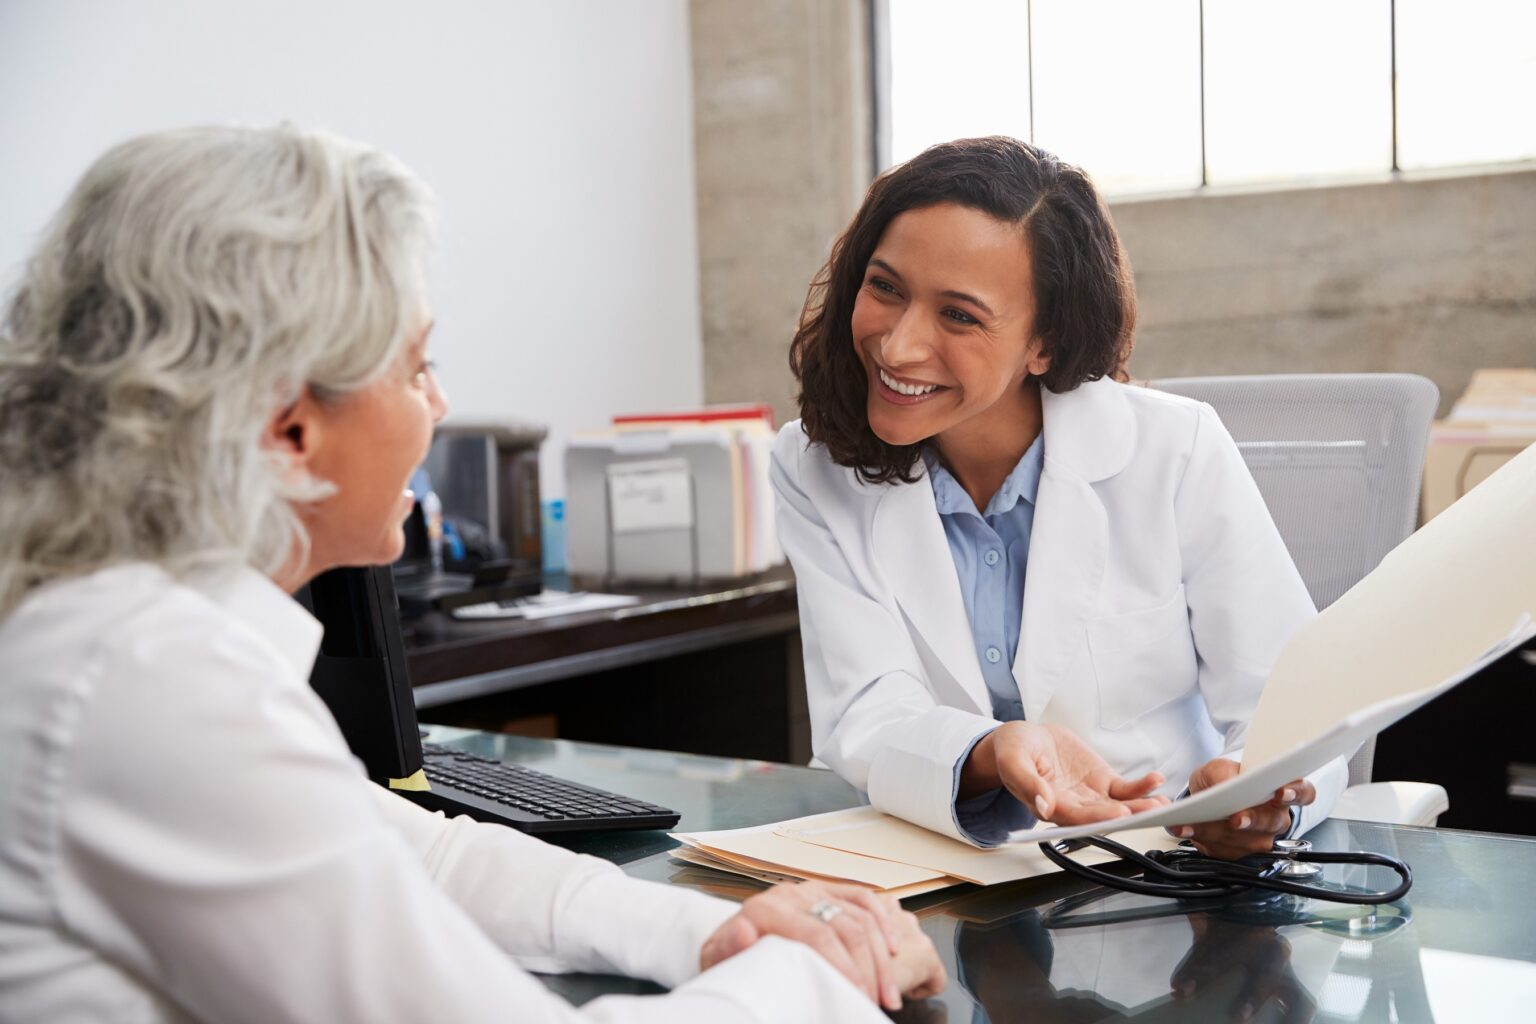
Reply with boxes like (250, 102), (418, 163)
(427, 727), (1536, 1021)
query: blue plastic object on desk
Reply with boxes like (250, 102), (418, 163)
(542, 499), (567, 574)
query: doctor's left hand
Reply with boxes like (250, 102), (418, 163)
(960, 721), (1170, 825)
(1175, 758), (1315, 860)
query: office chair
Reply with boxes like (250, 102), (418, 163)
(1153, 373), (1449, 827)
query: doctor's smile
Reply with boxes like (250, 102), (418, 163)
(874, 365), (946, 402)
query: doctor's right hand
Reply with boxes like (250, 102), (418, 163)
(960, 721), (1169, 825)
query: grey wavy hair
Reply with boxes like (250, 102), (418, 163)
(0, 124), (436, 617)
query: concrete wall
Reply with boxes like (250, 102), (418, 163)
(1116, 169), (1536, 415)
(0, 0), (703, 498)
(689, 0), (872, 426)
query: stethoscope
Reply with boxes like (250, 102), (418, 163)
(1038, 835), (1413, 905)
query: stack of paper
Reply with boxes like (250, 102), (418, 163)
(566, 404), (784, 581)
(671, 805), (1179, 897)
(611, 404), (782, 576)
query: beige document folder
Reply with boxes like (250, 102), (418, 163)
(671, 807), (1179, 895)
(671, 818), (952, 890)
(776, 806), (1178, 886)
(668, 847), (959, 899)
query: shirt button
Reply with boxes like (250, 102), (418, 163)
(985, 646), (1002, 664)
(984, 549), (1000, 566)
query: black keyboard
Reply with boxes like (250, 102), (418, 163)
(405, 743), (681, 834)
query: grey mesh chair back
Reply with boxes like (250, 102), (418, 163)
(1152, 374), (1440, 786)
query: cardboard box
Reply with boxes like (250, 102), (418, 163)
(1423, 369), (1536, 522)
(1449, 368), (1536, 420)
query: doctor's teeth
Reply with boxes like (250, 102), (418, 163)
(879, 368), (938, 396)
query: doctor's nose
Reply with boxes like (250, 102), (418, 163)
(880, 310), (936, 369)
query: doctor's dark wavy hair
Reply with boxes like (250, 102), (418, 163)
(789, 136), (1137, 484)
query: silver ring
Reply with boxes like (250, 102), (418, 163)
(809, 899), (843, 924)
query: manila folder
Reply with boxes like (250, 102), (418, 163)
(1005, 439), (1536, 846)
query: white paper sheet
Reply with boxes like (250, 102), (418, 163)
(451, 590), (640, 620)
(1005, 440), (1536, 846)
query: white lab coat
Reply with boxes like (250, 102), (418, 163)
(771, 377), (1346, 845)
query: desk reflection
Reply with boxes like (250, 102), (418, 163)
(958, 907), (1124, 1023)
(922, 887), (1327, 1024)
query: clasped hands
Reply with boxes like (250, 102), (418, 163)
(959, 721), (1314, 859)
(700, 880), (946, 1011)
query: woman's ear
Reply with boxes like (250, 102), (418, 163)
(261, 387), (323, 484)
(1025, 336), (1053, 379)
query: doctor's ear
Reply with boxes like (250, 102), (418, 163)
(1025, 337), (1053, 379)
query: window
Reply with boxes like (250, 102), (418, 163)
(881, 0), (1533, 195)
(1395, 0), (1536, 169)
(1031, 0), (1203, 195)
(886, 0), (1031, 167)
(1203, 0), (1391, 186)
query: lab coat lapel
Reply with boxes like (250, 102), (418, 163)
(1017, 470), (1107, 720)
(872, 470), (992, 716)
(1017, 379), (1136, 720)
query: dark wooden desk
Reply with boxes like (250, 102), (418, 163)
(403, 567), (810, 763)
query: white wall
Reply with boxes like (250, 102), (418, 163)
(0, 0), (705, 496)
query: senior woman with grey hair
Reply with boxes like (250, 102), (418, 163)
(0, 125), (942, 1023)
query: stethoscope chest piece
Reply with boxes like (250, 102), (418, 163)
(1271, 839), (1324, 881)
(1175, 837), (1326, 881)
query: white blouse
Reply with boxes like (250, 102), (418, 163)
(0, 563), (882, 1023)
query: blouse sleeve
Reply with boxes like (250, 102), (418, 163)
(368, 785), (737, 985)
(52, 610), (887, 1024)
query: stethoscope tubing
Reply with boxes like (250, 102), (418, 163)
(1038, 836), (1413, 905)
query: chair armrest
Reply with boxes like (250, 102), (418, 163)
(1333, 781), (1449, 828)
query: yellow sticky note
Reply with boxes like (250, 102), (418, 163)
(388, 769), (431, 792)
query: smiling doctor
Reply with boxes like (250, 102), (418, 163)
(771, 136), (1346, 859)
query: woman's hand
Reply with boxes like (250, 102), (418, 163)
(1173, 758), (1315, 860)
(699, 881), (946, 1010)
(960, 721), (1169, 825)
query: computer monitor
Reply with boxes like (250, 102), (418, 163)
(295, 565), (683, 834)
(295, 566), (425, 781)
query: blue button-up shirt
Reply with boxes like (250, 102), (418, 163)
(927, 435), (1043, 721)
(927, 437), (1045, 843)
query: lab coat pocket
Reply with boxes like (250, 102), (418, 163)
(1087, 585), (1198, 731)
